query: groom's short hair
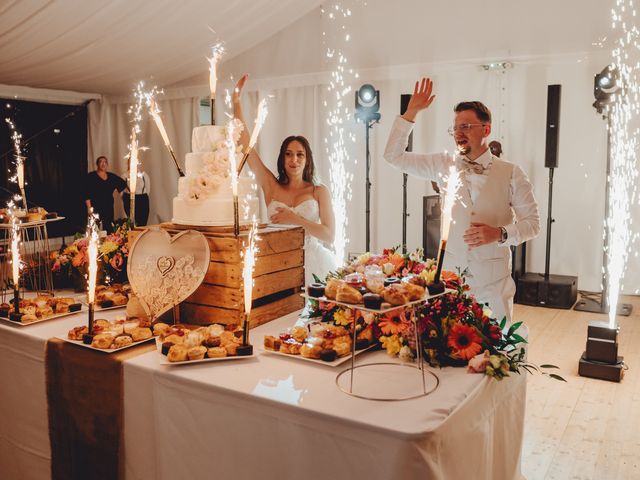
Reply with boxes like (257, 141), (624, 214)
(454, 101), (492, 124)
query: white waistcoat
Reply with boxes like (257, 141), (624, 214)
(442, 158), (515, 286)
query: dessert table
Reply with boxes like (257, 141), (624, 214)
(0, 308), (526, 480)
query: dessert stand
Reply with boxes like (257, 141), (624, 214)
(302, 290), (451, 401)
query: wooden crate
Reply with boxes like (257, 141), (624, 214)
(130, 223), (305, 328)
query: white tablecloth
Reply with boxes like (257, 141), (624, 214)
(123, 312), (526, 480)
(0, 308), (526, 480)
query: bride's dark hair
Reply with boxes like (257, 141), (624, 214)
(276, 136), (316, 185)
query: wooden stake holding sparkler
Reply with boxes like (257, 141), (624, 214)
(82, 211), (100, 344)
(237, 98), (269, 175)
(128, 127), (139, 227)
(148, 98), (185, 177)
(428, 166), (461, 295)
(9, 216), (22, 321)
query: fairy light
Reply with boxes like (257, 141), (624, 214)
(322, 2), (357, 262)
(605, 0), (640, 327)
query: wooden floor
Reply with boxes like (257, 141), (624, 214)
(520, 295), (640, 480)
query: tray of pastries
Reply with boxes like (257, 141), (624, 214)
(92, 284), (130, 310)
(261, 321), (377, 366)
(156, 323), (254, 364)
(0, 207), (60, 226)
(303, 273), (450, 313)
(61, 317), (157, 352)
(0, 295), (83, 326)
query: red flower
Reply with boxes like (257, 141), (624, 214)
(448, 323), (483, 360)
(489, 324), (502, 342)
(109, 253), (123, 272)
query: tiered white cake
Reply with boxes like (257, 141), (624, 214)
(172, 124), (259, 226)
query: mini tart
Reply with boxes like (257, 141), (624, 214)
(207, 347), (227, 358)
(187, 346), (207, 361)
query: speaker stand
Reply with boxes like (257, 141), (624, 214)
(574, 295), (632, 316)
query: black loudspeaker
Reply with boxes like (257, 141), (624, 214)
(515, 272), (577, 309)
(544, 84), (561, 168)
(423, 195), (441, 259)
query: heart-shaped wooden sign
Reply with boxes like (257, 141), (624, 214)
(127, 228), (210, 321)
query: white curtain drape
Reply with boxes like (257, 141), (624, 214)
(87, 96), (199, 225)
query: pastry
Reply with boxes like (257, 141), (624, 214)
(36, 305), (54, 318)
(306, 283), (326, 298)
(300, 344), (322, 359)
(324, 278), (343, 300)
(363, 293), (383, 309)
(152, 323), (170, 336)
(112, 293), (128, 306)
(164, 333), (185, 345)
(55, 302), (70, 314)
(263, 335), (281, 351)
(291, 326), (308, 343)
(204, 336), (221, 348)
(207, 324), (225, 337)
(279, 340), (302, 355)
(108, 323), (124, 335)
(113, 335), (133, 349)
(336, 284), (363, 304)
(21, 314), (37, 323)
(95, 319), (111, 329)
(219, 330), (237, 345)
(91, 333), (114, 349)
(405, 275), (427, 287)
(382, 284), (409, 306)
(68, 326), (88, 340)
(131, 327), (152, 342)
(224, 342), (238, 356)
(403, 282), (425, 301)
(124, 320), (140, 334)
(333, 342), (351, 357)
(320, 349), (337, 362)
(188, 346), (207, 360)
(207, 347), (227, 358)
(167, 345), (189, 362)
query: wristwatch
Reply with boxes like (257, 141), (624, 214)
(499, 226), (508, 244)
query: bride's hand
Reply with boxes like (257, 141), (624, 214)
(270, 207), (300, 225)
(233, 74), (248, 105)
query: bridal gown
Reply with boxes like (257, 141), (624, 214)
(267, 199), (338, 284)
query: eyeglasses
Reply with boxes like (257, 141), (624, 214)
(447, 123), (486, 135)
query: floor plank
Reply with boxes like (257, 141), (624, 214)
(521, 295), (640, 480)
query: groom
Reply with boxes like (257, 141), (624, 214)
(383, 78), (540, 323)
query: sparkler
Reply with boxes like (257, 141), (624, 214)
(433, 166), (462, 287)
(237, 98), (269, 175)
(238, 216), (259, 356)
(84, 210), (100, 343)
(5, 118), (28, 210)
(148, 96), (185, 176)
(226, 118), (240, 236)
(209, 43), (224, 125)
(322, 3), (356, 264)
(605, 0), (640, 327)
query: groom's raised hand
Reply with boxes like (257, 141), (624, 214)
(402, 77), (435, 122)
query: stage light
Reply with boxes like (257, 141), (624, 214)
(593, 64), (620, 113)
(355, 84), (380, 123)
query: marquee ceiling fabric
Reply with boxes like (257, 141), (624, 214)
(0, 0), (322, 95)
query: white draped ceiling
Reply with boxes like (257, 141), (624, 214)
(1, 0), (638, 294)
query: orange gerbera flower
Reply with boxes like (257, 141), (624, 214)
(447, 323), (482, 360)
(378, 309), (411, 335)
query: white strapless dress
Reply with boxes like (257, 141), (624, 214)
(267, 199), (338, 284)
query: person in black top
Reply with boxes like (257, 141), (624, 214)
(85, 156), (127, 232)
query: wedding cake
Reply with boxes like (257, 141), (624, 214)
(172, 123), (259, 226)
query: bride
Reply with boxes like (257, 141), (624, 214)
(233, 75), (338, 283)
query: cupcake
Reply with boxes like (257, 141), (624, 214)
(306, 283), (326, 298)
(363, 293), (383, 309)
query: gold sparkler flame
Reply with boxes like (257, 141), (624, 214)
(248, 98), (269, 150)
(208, 43), (225, 99)
(441, 166), (462, 241)
(242, 217), (259, 315)
(129, 126), (139, 200)
(148, 97), (171, 147)
(87, 210), (100, 305)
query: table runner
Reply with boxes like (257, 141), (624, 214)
(45, 338), (155, 480)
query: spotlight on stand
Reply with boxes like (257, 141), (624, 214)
(593, 64), (620, 114)
(355, 84), (381, 252)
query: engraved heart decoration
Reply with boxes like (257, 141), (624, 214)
(127, 228), (210, 321)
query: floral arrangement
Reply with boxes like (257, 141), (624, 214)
(51, 220), (131, 287)
(308, 247), (564, 382)
(187, 120), (244, 201)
